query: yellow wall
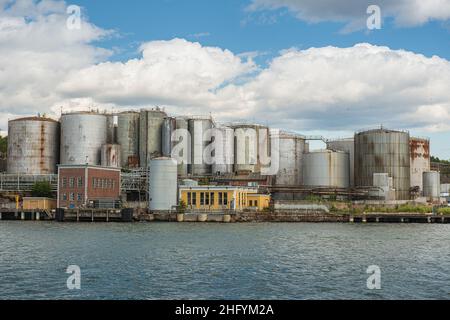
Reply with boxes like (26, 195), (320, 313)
(23, 198), (56, 210)
(247, 194), (271, 211)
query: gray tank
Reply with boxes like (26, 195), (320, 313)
(139, 108), (167, 168)
(162, 117), (176, 157)
(423, 171), (440, 199)
(211, 126), (235, 175)
(60, 112), (109, 165)
(355, 128), (411, 200)
(303, 150), (350, 188)
(274, 132), (306, 186)
(327, 138), (354, 187)
(106, 115), (116, 144)
(232, 124), (270, 173)
(101, 144), (121, 168)
(7, 117), (60, 174)
(117, 111), (140, 168)
(174, 117), (189, 175)
(189, 117), (213, 175)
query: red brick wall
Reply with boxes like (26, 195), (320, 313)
(58, 168), (86, 208)
(87, 168), (120, 200)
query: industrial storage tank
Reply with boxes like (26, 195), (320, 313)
(423, 171), (440, 199)
(7, 117), (60, 174)
(189, 116), (213, 175)
(149, 157), (178, 211)
(101, 144), (121, 168)
(117, 111), (140, 168)
(211, 126), (235, 175)
(410, 137), (430, 192)
(303, 150), (350, 188)
(273, 132), (306, 186)
(174, 117), (190, 175)
(327, 138), (354, 187)
(232, 124), (270, 173)
(355, 128), (411, 200)
(106, 115), (116, 144)
(162, 117), (176, 157)
(60, 112), (109, 165)
(139, 108), (167, 168)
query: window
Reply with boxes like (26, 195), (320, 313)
(211, 193), (215, 206)
(249, 200), (253, 206)
(219, 192), (223, 205)
(70, 193), (75, 201)
(77, 177), (83, 188)
(62, 177), (67, 188)
(200, 192), (205, 206)
(62, 193), (67, 201)
(205, 192), (210, 206)
(187, 192), (191, 205)
(92, 178), (96, 188)
(254, 200), (258, 207)
(69, 177), (75, 188)
(77, 193), (83, 201)
(192, 192), (197, 206)
(224, 192), (228, 206)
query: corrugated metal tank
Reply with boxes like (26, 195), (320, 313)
(174, 117), (189, 175)
(106, 115), (116, 144)
(189, 117), (213, 175)
(60, 112), (109, 165)
(162, 117), (176, 157)
(149, 157), (178, 211)
(233, 124), (270, 173)
(327, 138), (355, 187)
(7, 117), (60, 174)
(273, 132), (306, 186)
(101, 144), (121, 168)
(410, 137), (430, 192)
(355, 128), (411, 200)
(303, 150), (350, 188)
(117, 111), (140, 168)
(423, 171), (440, 199)
(211, 126), (235, 175)
(139, 108), (167, 168)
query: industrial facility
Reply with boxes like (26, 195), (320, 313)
(0, 108), (447, 217)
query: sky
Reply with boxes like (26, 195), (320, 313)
(1, 0), (450, 157)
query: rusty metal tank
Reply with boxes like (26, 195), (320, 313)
(410, 137), (430, 192)
(7, 116), (60, 174)
(355, 128), (411, 200)
(101, 144), (121, 168)
(139, 108), (167, 168)
(117, 111), (140, 168)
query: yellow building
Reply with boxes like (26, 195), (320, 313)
(22, 197), (57, 211)
(179, 186), (271, 212)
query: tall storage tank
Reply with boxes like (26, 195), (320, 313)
(139, 108), (167, 168)
(423, 171), (440, 199)
(60, 112), (108, 165)
(189, 117), (213, 175)
(162, 117), (176, 157)
(117, 111), (140, 168)
(303, 150), (350, 188)
(233, 124), (270, 173)
(7, 117), (60, 174)
(410, 137), (430, 192)
(174, 117), (189, 175)
(273, 132), (306, 186)
(355, 128), (411, 200)
(327, 138), (354, 187)
(106, 115), (116, 144)
(211, 126), (235, 175)
(149, 157), (178, 211)
(101, 144), (121, 168)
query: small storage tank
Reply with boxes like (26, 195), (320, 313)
(117, 111), (140, 168)
(60, 112), (109, 165)
(423, 171), (440, 199)
(189, 117), (213, 175)
(233, 124), (270, 173)
(101, 144), (121, 168)
(139, 108), (167, 168)
(273, 132), (306, 186)
(7, 117), (60, 174)
(410, 137), (430, 192)
(149, 157), (178, 211)
(303, 150), (350, 188)
(211, 126), (234, 175)
(327, 138), (354, 187)
(355, 128), (411, 200)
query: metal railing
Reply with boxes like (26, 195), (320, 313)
(0, 174), (58, 192)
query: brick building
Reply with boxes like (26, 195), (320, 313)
(57, 165), (121, 209)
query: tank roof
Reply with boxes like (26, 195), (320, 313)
(9, 116), (58, 123)
(356, 127), (409, 135)
(61, 111), (111, 116)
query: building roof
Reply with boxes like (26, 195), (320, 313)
(58, 164), (121, 171)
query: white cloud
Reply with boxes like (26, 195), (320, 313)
(247, 0), (450, 30)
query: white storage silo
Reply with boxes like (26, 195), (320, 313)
(149, 157), (178, 211)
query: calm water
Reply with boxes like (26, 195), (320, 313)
(0, 221), (449, 300)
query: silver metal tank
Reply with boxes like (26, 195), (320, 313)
(274, 132), (306, 186)
(174, 117), (189, 175)
(101, 144), (121, 168)
(232, 124), (270, 173)
(410, 137), (430, 192)
(117, 111), (140, 168)
(189, 116), (213, 175)
(60, 112), (109, 165)
(355, 128), (411, 200)
(7, 117), (60, 174)
(303, 150), (350, 188)
(106, 114), (116, 144)
(211, 126), (235, 175)
(423, 171), (440, 199)
(149, 157), (178, 211)
(327, 138), (354, 187)
(162, 117), (176, 157)
(139, 108), (167, 168)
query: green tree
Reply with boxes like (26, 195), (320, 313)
(31, 181), (53, 198)
(0, 135), (7, 155)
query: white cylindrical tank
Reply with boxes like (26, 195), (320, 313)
(60, 112), (109, 165)
(149, 157), (178, 211)
(303, 150), (350, 188)
(423, 171), (440, 199)
(101, 144), (121, 168)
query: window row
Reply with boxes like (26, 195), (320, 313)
(62, 193), (83, 202)
(92, 178), (116, 190)
(187, 192), (228, 206)
(61, 177), (83, 188)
